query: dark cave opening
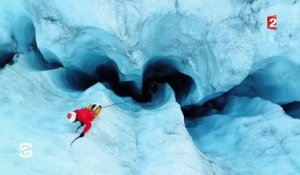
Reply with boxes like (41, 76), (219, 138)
(63, 58), (195, 106)
(64, 68), (98, 91)
(142, 59), (195, 104)
(182, 95), (228, 119)
(0, 53), (15, 68)
(94, 59), (195, 104)
(96, 61), (141, 101)
(281, 102), (300, 119)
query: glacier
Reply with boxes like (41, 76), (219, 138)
(0, 0), (300, 175)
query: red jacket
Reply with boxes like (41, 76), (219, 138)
(74, 108), (95, 135)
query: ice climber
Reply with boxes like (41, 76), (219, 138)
(67, 104), (102, 138)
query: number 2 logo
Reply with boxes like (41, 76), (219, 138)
(267, 15), (277, 30)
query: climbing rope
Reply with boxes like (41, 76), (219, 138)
(102, 100), (131, 109)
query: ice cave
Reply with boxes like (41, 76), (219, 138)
(0, 0), (300, 175)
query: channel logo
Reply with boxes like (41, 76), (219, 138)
(267, 15), (277, 30)
(19, 143), (32, 158)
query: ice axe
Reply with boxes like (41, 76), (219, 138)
(70, 136), (81, 146)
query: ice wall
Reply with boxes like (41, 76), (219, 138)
(2, 0), (299, 105)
